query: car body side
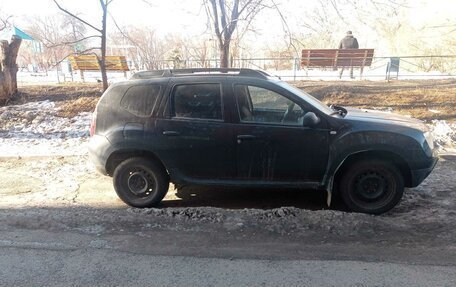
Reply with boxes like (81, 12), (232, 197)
(88, 76), (438, 195)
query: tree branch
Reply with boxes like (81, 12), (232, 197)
(53, 0), (102, 33)
(50, 47), (101, 69)
(218, 0), (228, 40)
(238, 0), (255, 16)
(0, 15), (12, 31)
(208, 0), (223, 46)
(226, 0), (240, 38)
(109, 12), (143, 52)
(46, 35), (101, 48)
(329, 0), (349, 25)
(270, 0), (299, 56)
(75, 47), (101, 54)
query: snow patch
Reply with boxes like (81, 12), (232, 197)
(428, 120), (456, 152)
(0, 100), (454, 157)
(0, 100), (91, 157)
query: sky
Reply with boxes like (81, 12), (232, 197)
(1, 0), (211, 35)
(1, 0), (455, 56)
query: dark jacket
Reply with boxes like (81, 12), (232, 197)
(339, 35), (359, 49)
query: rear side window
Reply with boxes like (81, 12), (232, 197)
(172, 83), (222, 120)
(120, 85), (161, 117)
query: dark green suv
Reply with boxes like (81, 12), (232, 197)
(89, 68), (438, 214)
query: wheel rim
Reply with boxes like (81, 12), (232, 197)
(351, 169), (395, 207)
(355, 172), (387, 201)
(126, 169), (156, 197)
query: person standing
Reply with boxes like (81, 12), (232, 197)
(338, 31), (359, 79)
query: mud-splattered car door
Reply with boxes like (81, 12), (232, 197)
(231, 82), (330, 183)
(155, 77), (236, 180)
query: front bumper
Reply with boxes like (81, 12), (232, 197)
(410, 156), (439, 187)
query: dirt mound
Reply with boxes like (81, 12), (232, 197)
(13, 84), (102, 118)
(58, 97), (99, 118)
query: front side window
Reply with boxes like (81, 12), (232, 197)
(172, 83), (223, 120)
(235, 85), (305, 125)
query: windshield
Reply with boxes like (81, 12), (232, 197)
(277, 81), (334, 115)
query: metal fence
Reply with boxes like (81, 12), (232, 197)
(18, 55), (456, 84)
(131, 55), (456, 81)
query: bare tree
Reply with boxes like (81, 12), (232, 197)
(110, 25), (169, 70)
(53, 0), (113, 90)
(186, 39), (213, 68)
(269, 0), (409, 56)
(0, 15), (22, 104)
(205, 0), (267, 68)
(0, 15), (12, 32)
(24, 15), (89, 74)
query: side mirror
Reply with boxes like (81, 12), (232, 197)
(302, 112), (320, 127)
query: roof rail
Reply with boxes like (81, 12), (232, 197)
(130, 68), (272, 80)
(130, 70), (168, 79)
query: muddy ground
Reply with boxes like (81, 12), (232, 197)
(0, 154), (455, 265)
(0, 80), (455, 285)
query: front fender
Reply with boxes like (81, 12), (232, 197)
(321, 130), (422, 189)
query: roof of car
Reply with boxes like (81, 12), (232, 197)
(129, 68), (277, 81)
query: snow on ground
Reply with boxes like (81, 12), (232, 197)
(17, 68), (456, 84)
(430, 120), (456, 153)
(272, 69), (456, 81)
(1, 99), (455, 247)
(0, 100), (454, 157)
(17, 70), (131, 85)
(0, 100), (91, 157)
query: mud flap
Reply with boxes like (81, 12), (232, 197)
(326, 179), (333, 207)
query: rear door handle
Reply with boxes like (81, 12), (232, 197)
(237, 135), (257, 140)
(162, 130), (180, 136)
(237, 135), (257, 144)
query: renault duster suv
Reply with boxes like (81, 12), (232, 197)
(89, 68), (438, 214)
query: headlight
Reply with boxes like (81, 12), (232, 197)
(424, 131), (435, 150)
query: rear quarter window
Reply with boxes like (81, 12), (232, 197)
(120, 85), (161, 117)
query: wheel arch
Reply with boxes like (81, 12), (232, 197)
(332, 150), (413, 190)
(105, 149), (168, 177)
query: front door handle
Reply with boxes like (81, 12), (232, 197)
(163, 130), (180, 136)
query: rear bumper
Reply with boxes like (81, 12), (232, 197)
(88, 135), (111, 175)
(410, 156), (439, 187)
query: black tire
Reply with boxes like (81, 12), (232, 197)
(113, 157), (169, 208)
(339, 160), (404, 214)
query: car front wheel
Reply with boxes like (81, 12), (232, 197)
(339, 160), (404, 214)
(113, 157), (169, 208)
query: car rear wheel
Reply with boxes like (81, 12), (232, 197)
(113, 157), (169, 208)
(339, 160), (404, 214)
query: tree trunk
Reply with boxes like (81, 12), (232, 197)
(0, 35), (22, 105)
(99, 2), (108, 91)
(220, 42), (230, 68)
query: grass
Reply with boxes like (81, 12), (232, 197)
(297, 79), (456, 122)
(13, 79), (456, 122)
(14, 83), (102, 118)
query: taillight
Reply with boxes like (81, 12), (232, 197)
(89, 111), (97, 136)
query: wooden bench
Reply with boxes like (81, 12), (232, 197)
(68, 55), (129, 81)
(301, 49), (375, 78)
